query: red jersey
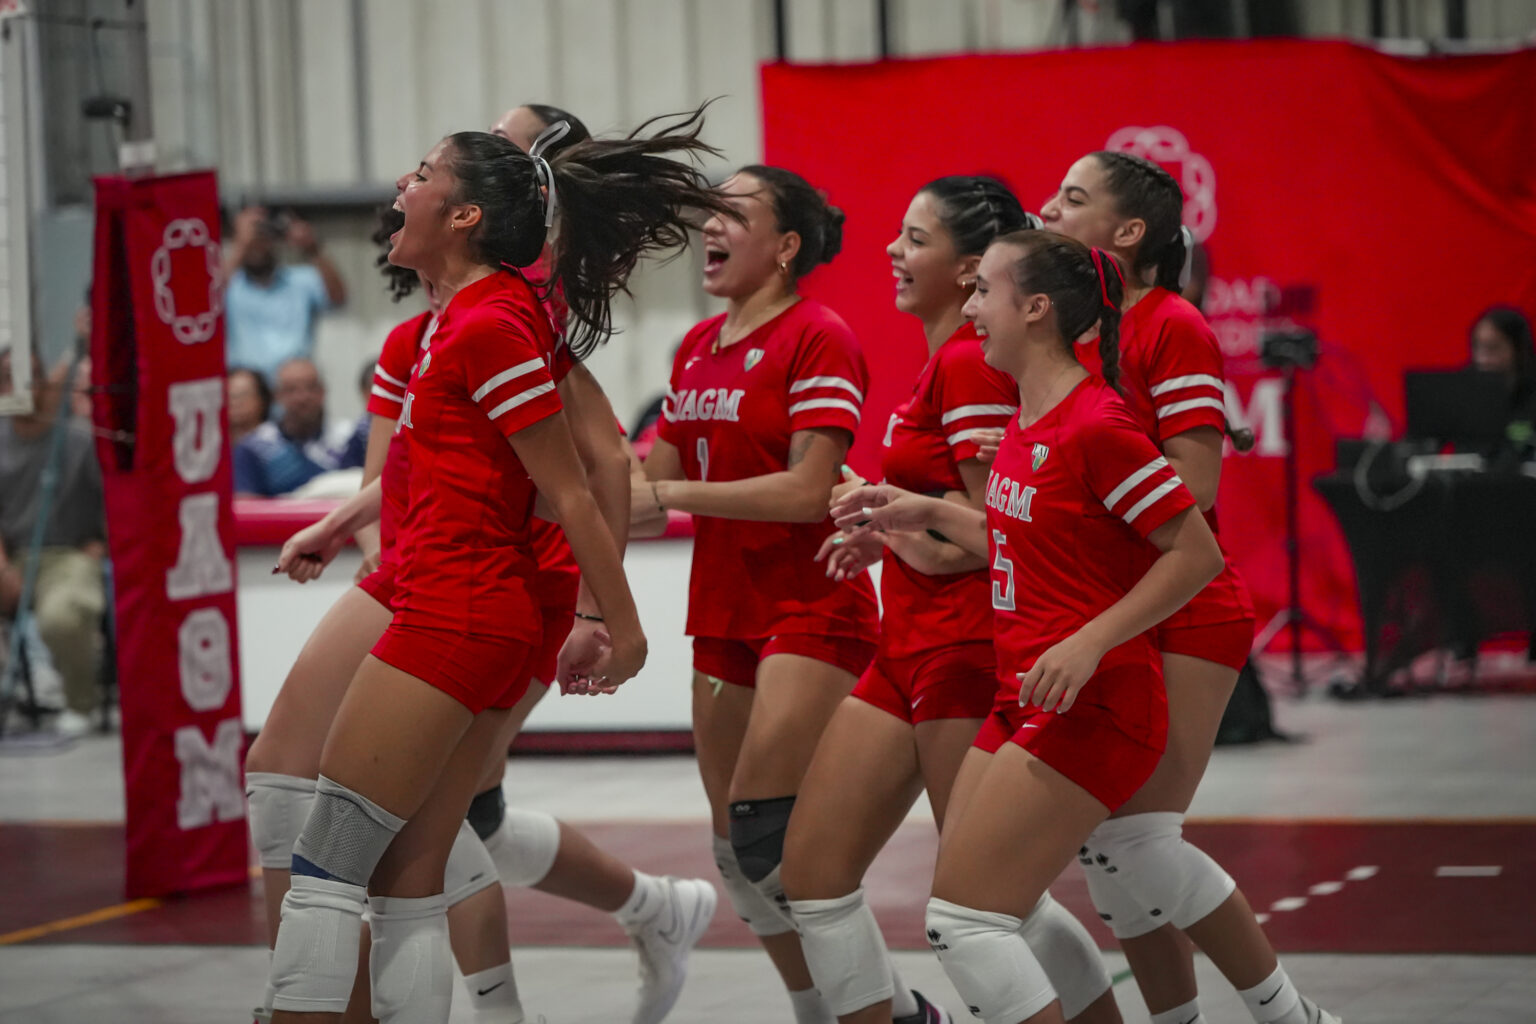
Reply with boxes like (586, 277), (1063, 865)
(987, 377), (1195, 705)
(390, 271), (563, 640)
(658, 299), (878, 640)
(368, 312), (434, 556)
(1078, 288), (1254, 627)
(879, 323), (1017, 657)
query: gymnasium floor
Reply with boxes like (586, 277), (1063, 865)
(2, 666), (1534, 1023)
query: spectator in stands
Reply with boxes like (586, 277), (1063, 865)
(1469, 306), (1536, 460)
(227, 367), (272, 446)
(233, 357), (364, 497)
(0, 339), (108, 737)
(223, 205), (347, 382)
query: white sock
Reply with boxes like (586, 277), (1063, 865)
(1240, 964), (1306, 1024)
(889, 964), (919, 1018)
(464, 962), (523, 1022)
(788, 986), (837, 1024)
(613, 870), (667, 928)
(1152, 998), (1207, 1024)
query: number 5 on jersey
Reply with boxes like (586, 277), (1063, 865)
(991, 529), (1016, 611)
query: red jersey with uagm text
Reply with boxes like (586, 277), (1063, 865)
(1078, 287), (1254, 627)
(658, 299), (878, 640)
(988, 377), (1194, 707)
(391, 271), (563, 640)
(879, 323), (1017, 657)
(368, 311), (433, 557)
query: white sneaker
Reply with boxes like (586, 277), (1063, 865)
(626, 876), (717, 1024)
(1306, 1001), (1343, 1024)
(54, 709), (94, 738)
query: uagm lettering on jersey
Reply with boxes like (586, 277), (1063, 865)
(986, 472), (1036, 522)
(671, 387), (747, 423)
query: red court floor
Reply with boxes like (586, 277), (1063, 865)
(3, 820), (1530, 954)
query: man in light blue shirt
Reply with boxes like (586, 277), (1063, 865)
(224, 206), (347, 382)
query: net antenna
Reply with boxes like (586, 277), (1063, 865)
(0, 0), (35, 416)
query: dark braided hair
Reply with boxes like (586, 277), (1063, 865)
(1093, 151), (1254, 451)
(993, 229), (1125, 394)
(1091, 150), (1186, 291)
(918, 175), (1034, 257)
(737, 165), (843, 280)
(437, 105), (735, 359)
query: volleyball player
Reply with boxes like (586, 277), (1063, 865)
(264, 112), (731, 1023)
(634, 166), (878, 1024)
(833, 230), (1223, 1024)
(777, 179), (1116, 1024)
(1039, 151), (1338, 1024)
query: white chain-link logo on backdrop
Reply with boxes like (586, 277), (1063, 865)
(1104, 126), (1217, 244)
(151, 218), (223, 345)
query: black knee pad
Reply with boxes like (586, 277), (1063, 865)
(729, 796), (796, 884)
(465, 785), (506, 841)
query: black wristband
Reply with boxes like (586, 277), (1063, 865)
(573, 611), (604, 622)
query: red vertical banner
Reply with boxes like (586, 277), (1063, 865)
(91, 171), (247, 898)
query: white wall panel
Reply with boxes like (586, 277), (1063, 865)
(209, 0), (261, 193)
(297, 0), (361, 184)
(554, 0), (626, 135)
(690, 0), (763, 170)
(252, 0), (303, 186)
(362, 0), (425, 184)
(419, 0), (490, 138)
(623, 0), (693, 121)
(485, 0), (557, 123)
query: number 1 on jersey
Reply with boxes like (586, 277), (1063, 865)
(991, 529), (1016, 611)
(696, 437), (709, 482)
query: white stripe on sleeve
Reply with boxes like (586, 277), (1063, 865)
(1148, 373), (1223, 396)
(946, 428), (989, 447)
(1121, 477), (1184, 526)
(940, 403), (1016, 425)
(1155, 396), (1226, 420)
(787, 397), (862, 422)
(1103, 456), (1169, 510)
(487, 380), (557, 421)
(471, 358), (545, 402)
(374, 365), (408, 389)
(789, 376), (864, 402)
(370, 384), (404, 404)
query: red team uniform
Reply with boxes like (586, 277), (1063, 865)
(978, 377), (1197, 810)
(368, 271), (565, 713)
(852, 324), (1017, 723)
(1077, 287), (1256, 669)
(659, 299), (879, 687)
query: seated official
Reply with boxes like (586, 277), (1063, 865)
(234, 357), (365, 497)
(1468, 305), (1536, 461)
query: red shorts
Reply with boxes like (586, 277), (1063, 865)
(852, 642), (997, 724)
(356, 563), (398, 610)
(975, 662), (1167, 811)
(527, 603), (577, 688)
(372, 622), (533, 714)
(693, 633), (876, 690)
(1156, 617), (1254, 670)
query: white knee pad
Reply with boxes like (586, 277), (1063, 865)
(1079, 851), (1160, 938)
(1019, 892), (1112, 1018)
(246, 772), (316, 870)
(269, 875), (368, 1013)
(485, 807), (561, 888)
(750, 864), (798, 932)
(712, 834), (794, 937)
(925, 898), (1056, 1024)
(369, 893), (452, 1023)
(1083, 812), (1237, 931)
(444, 820), (500, 906)
(789, 888), (894, 1016)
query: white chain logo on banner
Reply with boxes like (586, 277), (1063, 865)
(1104, 125), (1217, 243)
(151, 218), (223, 345)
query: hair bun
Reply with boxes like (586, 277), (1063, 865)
(818, 204), (845, 265)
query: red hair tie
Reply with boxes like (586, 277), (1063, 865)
(1090, 247), (1125, 310)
